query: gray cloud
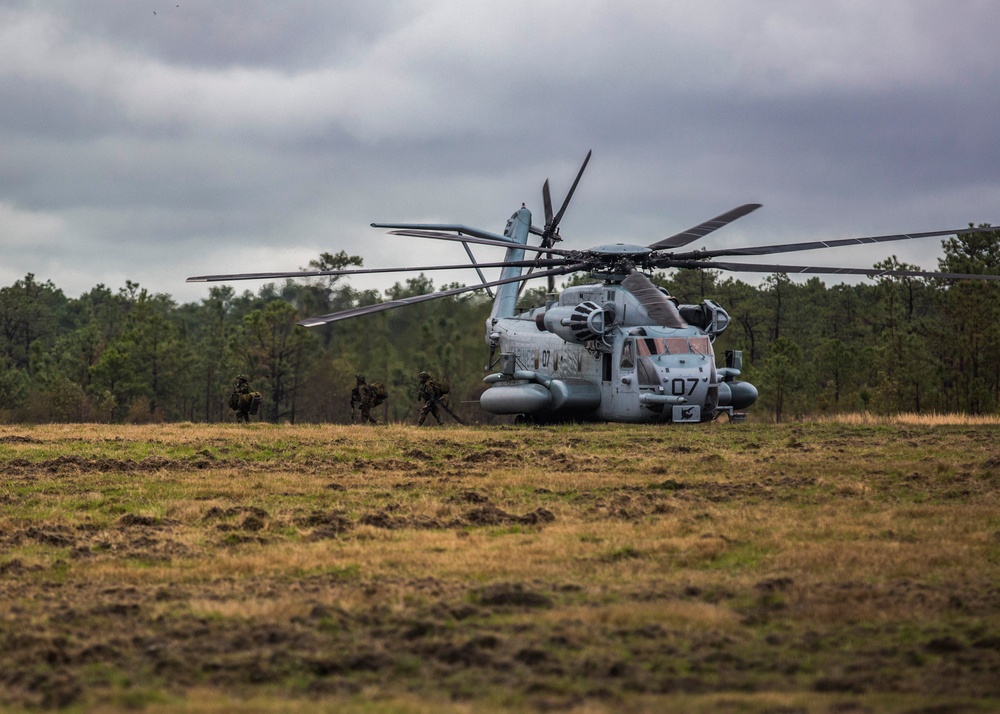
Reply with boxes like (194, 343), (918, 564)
(2, 0), (1000, 302)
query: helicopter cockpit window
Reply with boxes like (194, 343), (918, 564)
(620, 339), (635, 370)
(636, 337), (696, 356)
(689, 336), (714, 357)
(637, 338), (665, 357)
(666, 337), (689, 355)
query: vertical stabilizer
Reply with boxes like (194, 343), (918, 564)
(489, 206), (532, 321)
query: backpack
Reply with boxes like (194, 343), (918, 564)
(437, 379), (450, 396)
(370, 382), (388, 406)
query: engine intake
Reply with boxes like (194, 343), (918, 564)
(678, 299), (731, 339)
(535, 301), (609, 344)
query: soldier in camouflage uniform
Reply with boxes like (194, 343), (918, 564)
(416, 371), (443, 426)
(351, 374), (378, 424)
(229, 374), (253, 423)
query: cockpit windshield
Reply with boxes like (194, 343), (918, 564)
(689, 336), (713, 357)
(633, 336), (713, 357)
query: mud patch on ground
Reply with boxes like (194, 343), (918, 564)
(295, 504), (557, 534)
(2, 454), (253, 475)
(474, 582), (554, 608)
(0, 434), (41, 444)
(462, 504), (555, 527)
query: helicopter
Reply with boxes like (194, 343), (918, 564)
(188, 151), (1000, 424)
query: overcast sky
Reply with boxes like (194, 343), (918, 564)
(3, 0), (1000, 306)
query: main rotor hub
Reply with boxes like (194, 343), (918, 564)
(587, 243), (652, 257)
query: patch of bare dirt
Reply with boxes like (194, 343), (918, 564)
(0, 435), (41, 444)
(462, 504), (555, 527)
(1, 454), (251, 475)
(295, 504), (557, 535)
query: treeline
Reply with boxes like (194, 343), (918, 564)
(0, 251), (494, 425)
(2, 229), (999, 424)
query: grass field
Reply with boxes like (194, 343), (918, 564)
(0, 419), (997, 713)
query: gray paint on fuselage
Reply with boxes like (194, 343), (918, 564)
(495, 317), (592, 379)
(493, 312), (718, 422)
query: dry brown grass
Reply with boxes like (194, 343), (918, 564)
(819, 410), (1000, 425)
(0, 421), (997, 712)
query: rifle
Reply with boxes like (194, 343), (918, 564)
(438, 400), (466, 425)
(424, 394), (465, 425)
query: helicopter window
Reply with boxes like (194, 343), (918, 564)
(689, 337), (714, 357)
(665, 338), (689, 355)
(636, 338), (667, 357)
(620, 339), (635, 370)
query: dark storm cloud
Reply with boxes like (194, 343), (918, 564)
(2, 1), (1000, 300)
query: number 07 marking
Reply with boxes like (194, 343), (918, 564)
(671, 378), (699, 396)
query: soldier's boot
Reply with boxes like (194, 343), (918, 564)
(417, 414), (426, 426)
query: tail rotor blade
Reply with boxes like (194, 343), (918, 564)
(542, 179), (554, 228)
(550, 149), (592, 234)
(540, 150), (592, 293)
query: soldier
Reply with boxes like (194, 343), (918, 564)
(351, 374), (378, 424)
(228, 374), (255, 423)
(417, 371), (444, 426)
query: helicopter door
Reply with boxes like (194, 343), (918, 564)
(611, 338), (641, 420)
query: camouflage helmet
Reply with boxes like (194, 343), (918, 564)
(355, 373), (366, 383)
(235, 374), (248, 383)
(418, 371), (429, 380)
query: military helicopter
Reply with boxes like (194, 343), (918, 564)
(188, 151), (1000, 424)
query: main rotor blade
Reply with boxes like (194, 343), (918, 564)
(670, 224), (998, 260)
(666, 259), (1000, 281)
(621, 272), (687, 329)
(372, 223), (512, 244)
(298, 261), (590, 327)
(648, 203), (762, 251)
(187, 258), (570, 283)
(385, 229), (579, 257)
(382, 229), (516, 250)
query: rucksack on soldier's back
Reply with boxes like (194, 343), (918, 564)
(437, 379), (450, 396)
(370, 382), (388, 406)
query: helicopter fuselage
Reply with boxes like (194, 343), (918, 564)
(481, 282), (757, 423)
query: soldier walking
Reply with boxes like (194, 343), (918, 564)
(416, 371), (444, 426)
(351, 374), (378, 424)
(228, 374), (259, 423)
